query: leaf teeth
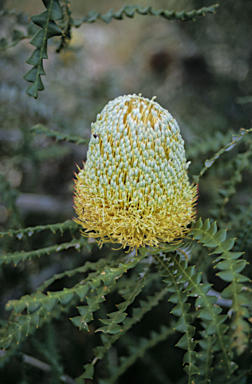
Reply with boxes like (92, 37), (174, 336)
(24, 0), (63, 98)
(189, 217), (250, 360)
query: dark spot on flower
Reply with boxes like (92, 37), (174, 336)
(93, 134), (99, 139)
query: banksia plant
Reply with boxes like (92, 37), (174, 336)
(74, 94), (197, 250)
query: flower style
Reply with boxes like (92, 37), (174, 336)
(74, 94), (197, 250)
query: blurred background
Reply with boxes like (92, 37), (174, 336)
(1, 0), (252, 223)
(0, 0), (252, 383)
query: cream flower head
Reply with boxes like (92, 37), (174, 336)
(74, 94), (197, 250)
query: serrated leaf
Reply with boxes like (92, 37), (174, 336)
(116, 301), (128, 311)
(12, 29), (26, 43)
(175, 314), (193, 333)
(30, 29), (46, 49)
(192, 218), (203, 230)
(98, 318), (113, 325)
(24, 68), (44, 87)
(107, 311), (127, 322)
(97, 323), (122, 334)
(236, 274), (251, 283)
(82, 363), (94, 379)
(198, 305), (221, 321)
(218, 238), (235, 251)
(26, 48), (48, 66)
(171, 302), (191, 317)
(215, 259), (232, 271)
(9, 300), (27, 313)
(195, 294), (217, 308)
(30, 312), (40, 328)
(70, 316), (89, 331)
(213, 229), (227, 243)
(86, 10), (100, 22)
(93, 345), (104, 359)
(176, 330), (196, 350)
(0, 38), (8, 50)
(100, 8), (114, 23)
(77, 306), (93, 322)
(58, 290), (75, 306)
(124, 5), (135, 17)
(139, 247), (149, 256)
(169, 291), (188, 304)
(46, 20), (62, 38)
(100, 270), (115, 286)
(30, 10), (49, 28)
(0, 335), (12, 349)
(18, 316), (30, 336)
(232, 260), (247, 274)
(12, 325), (22, 344)
(26, 83), (39, 99)
(186, 273), (202, 292)
(86, 298), (101, 311)
(221, 283), (234, 299)
(42, 296), (58, 311)
(217, 270), (233, 282)
(205, 319), (228, 336)
(184, 363), (199, 376)
(202, 237), (218, 247)
(27, 300), (42, 314)
(183, 350), (197, 364)
(42, 0), (63, 20)
(201, 219), (211, 232)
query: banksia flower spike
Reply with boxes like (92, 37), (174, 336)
(74, 94), (197, 250)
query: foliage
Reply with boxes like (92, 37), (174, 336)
(1, 1), (252, 384)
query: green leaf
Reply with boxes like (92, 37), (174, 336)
(76, 306), (94, 322)
(184, 363), (199, 376)
(46, 20), (62, 38)
(18, 316), (30, 337)
(0, 38), (8, 50)
(232, 259), (247, 274)
(78, 4), (219, 26)
(30, 312), (40, 328)
(75, 285), (90, 301)
(198, 305), (222, 321)
(138, 247), (149, 256)
(82, 363), (94, 379)
(175, 314), (193, 333)
(0, 335), (12, 349)
(42, 0), (63, 20)
(176, 329), (196, 350)
(217, 270), (233, 282)
(30, 10), (50, 28)
(171, 303), (191, 317)
(70, 316), (83, 328)
(195, 294), (217, 308)
(26, 47), (48, 66)
(23, 65), (45, 80)
(29, 29), (46, 49)
(42, 296), (58, 312)
(56, 290), (73, 306)
(195, 128), (252, 181)
(27, 300), (42, 314)
(24, 0), (64, 98)
(12, 29), (26, 43)
(107, 311), (127, 322)
(11, 325), (22, 344)
(30, 124), (89, 145)
(8, 300), (27, 313)
(97, 323), (123, 334)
